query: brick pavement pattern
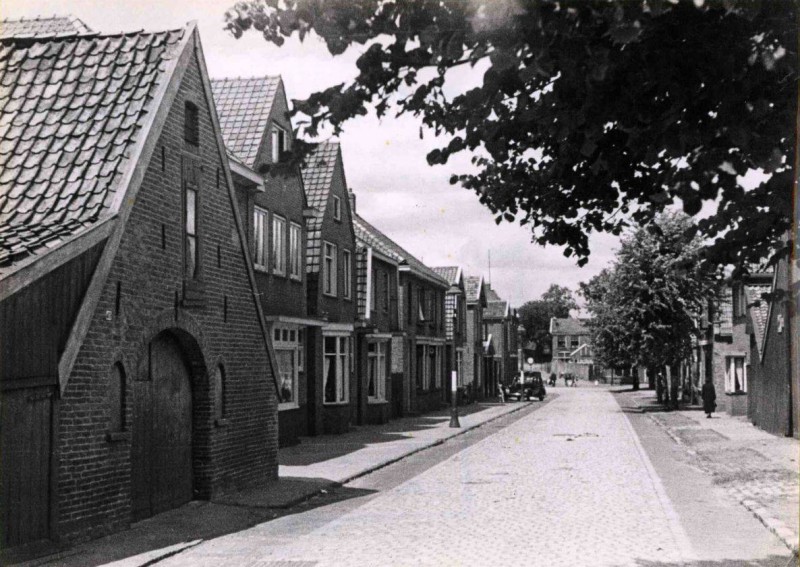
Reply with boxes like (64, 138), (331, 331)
(158, 389), (696, 566)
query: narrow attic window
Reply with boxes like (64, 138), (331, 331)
(270, 124), (287, 162)
(332, 195), (342, 221)
(184, 102), (199, 146)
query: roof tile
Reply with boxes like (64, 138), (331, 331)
(0, 27), (186, 269)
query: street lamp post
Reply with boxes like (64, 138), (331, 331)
(517, 325), (525, 398)
(450, 314), (460, 428)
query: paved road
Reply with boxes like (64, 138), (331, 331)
(154, 388), (791, 567)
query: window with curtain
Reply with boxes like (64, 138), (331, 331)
(323, 242), (337, 296)
(253, 207), (268, 270)
(289, 223), (302, 279)
(272, 215), (286, 275)
(725, 356), (747, 393)
(324, 335), (349, 404)
(368, 341), (387, 401)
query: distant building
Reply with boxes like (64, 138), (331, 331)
(483, 285), (518, 389)
(464, 276), (488, 398)
(432, 266), (467, 401)
(550, 317), (595, 379)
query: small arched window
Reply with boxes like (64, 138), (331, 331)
(214, 364), (226, 420)
(108, 362), (126, 432)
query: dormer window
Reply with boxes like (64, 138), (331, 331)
(332, 195), (342, 221)
(271, 124), (287, 162)
(184, 102), (199, 146)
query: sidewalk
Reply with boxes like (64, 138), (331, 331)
(618, 387), (799, 553)
(21, 400), (532, 567)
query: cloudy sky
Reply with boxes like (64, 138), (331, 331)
(3, 0), (621, 307)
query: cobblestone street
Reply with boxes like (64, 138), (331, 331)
(146, 387), (793, 567)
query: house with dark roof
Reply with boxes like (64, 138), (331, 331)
(211, 75), (316, 447)
(483, 284), (519, 391)
(464, 275), (488, 399)
(432, 266), (467, 403)
(353, 207), (403, 424)
(300, 141), (357, 434)
(0, 21), (279, 551)
(550, 317), (595, 379)
(744, 262), (795, 437)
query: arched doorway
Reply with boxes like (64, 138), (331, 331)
(131, 332), (194, 521)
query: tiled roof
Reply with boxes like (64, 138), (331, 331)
(745, 282), (771, 358)
(301, 141), (340, 273)
(432, 266), (460, 287)
(353, 214), (403, 263)
(302, 141), (339, 210)
(464, 275), (483, 303)
(0, 15), (93, 39)
(550, 317), (589, 335)
(485, 286), (501, 302)
(210, 76), (281, 167)
(0, 27), (186, 271)
(352, 213), (446, 287)
(484, 300), (509, 319)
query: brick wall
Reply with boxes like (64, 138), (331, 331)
(56, 46), (277, 543)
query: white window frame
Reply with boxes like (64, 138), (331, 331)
(323, 241), (337, 296)
(271, 124), (287, 163)
(289, 222), (302, 280)
(324, 334), (350, 404)
(332, 195), (342, 221)
(272, 214), (287, 276)
(274, 324), (301, 410)
(725, 355), (747, 394)
(253, 206), (268, 271)
(342, 249), (352, 300)
(367, 340), (388, 402)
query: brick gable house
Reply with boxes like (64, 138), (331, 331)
(432, 266), (467, 403)
(0, 22), (278, 553)
(301, 141), (357, 434)
(550, 317), (595, 379)
(353, 208), (402, 424)
(483, 286), (518, 391)
(464, 275), (488, 399)
(211, 76), (316, 447)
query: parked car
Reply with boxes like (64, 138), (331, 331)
(504, 371), (546, 401)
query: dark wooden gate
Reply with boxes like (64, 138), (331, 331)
(0, 385), (54, 548)
(132, 333), (193, 521)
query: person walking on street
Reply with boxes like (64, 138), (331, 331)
(702, 379), (717, 418)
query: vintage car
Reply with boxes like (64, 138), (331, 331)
(504, 370), (546, 401)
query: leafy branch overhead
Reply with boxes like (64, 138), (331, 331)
(225, 0), (797, 268)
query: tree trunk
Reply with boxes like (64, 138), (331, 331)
(632, 365), (640, 391)
(648, 366), (656, 390)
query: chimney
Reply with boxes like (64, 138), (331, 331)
(348, 190), (356, 214)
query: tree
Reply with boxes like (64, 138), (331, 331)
(580, 213), (714, 397)
(517, 284), (577, 361)
(225, 0), (796, 269)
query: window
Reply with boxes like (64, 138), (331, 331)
(323, 241), (337, 296)
(571, 337), (580, 348)
(418, 289), (426, 322)
(324, 335), (350, 404)
(108, 363), (126, 432)
(332, 195), (342, 221)
(289, 223), (302, 279)
(343, 249), (351, 299)
(184, 102), (199, 146)
(272, 215), (286, 275)
(270, 124), (287, 162)
(382, 271), (389, 312)
(253, 207), (268, 270)
(557, 336), (566, 348)
(367, 341), (387, 401)
(214, 364), (226, 420)
(274, 325), (301, 408)
(185, 187), (198, 278)
(370, 268), (377, 311)
(725, 356), (747, 393)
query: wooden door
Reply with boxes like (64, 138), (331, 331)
(132, 333), (193, 521)
(0, 386), (53, 548)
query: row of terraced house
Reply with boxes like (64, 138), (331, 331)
(0, 17), (520, 555)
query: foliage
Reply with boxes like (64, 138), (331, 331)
(225, 0), (796, 269)
(518, 284), (577, 360)
(580, 213), (715, 371)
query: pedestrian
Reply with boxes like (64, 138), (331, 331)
(701, 379), (716, 418)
